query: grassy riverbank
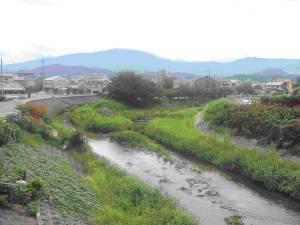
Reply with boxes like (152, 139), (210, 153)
(203, 98), (300, 154)
(145, 108), (300, 200)
(68, 98), (300, 200)
(71, 149), (197, 225)
(1, 102), (198, 224)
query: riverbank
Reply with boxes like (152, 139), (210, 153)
(195, 111), (300, 163)
(87, 138), (300, 225)
(68, 99), (300, 201)
(1, 100), (198, 225)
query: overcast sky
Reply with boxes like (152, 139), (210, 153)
(1, 0), (300, 63)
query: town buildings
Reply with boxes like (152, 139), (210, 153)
(42, 75), (111, 95)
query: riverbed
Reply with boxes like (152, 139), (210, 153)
(88, 138), (300, 225)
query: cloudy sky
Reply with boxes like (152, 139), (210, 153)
(1, 0), (300, 63)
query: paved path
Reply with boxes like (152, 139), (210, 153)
(0, 94), (98, 116)
(194, 112), (300, 163)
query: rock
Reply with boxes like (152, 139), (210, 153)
(206, 190), (220, 197)
(100, 107), (113, 115)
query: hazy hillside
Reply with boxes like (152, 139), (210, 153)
(7, 49), (300, 76)
(30, 64), (112, 77)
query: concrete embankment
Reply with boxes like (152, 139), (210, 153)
(28, 95), (99, 112)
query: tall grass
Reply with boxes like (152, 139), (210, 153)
(69, 103), (132, 133)
(111, 130), (170, 158)
(145, 108), (300, 200)
(71, 150), (197, 225)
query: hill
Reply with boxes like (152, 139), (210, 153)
(30, 64), (112, 77)
(7, 49), (300, 76)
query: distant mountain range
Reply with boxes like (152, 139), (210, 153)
(7, 48), (300, 76)
(30, 64), (112, 77)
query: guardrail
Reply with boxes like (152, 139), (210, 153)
(0, 110), (21, 118)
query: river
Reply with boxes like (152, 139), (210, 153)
(88, 138), (300, 225)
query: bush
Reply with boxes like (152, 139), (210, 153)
(25, 200), (38, 216)
(18, 103), (48, 120)
(0, 122), (21, 145)
(203, 99), (300, 153)
(69, 103), (132, 133)
(26, 178), (45, 200)
(261, 95), (300, 107)
(0, 194), (8, 208)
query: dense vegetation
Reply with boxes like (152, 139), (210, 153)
(0, 144), (99, 218)
(204, 99), (300, 154)
(69, 100), (132, 133)
(68, 98), (300, 200)
(261, 95), (300, 107)
(0, 101), (198, 224)
(71, 150), (197, 225)
(108, 71), (162, 107)
(144, 107), (300, 200)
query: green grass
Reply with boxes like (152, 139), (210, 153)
(69, 103), (132, 133)
(144, 108), (300, 200)
(71, 149), (197, 225)
(0, 143), (99, 219)
(111, 130), (170, 159)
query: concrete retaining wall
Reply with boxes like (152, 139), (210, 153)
(29, 95), (100, 112)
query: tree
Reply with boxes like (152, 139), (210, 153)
(236, 83), (255, 95)
(107, 71), (162, 107)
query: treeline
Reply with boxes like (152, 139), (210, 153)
(107, 71), (252, 107)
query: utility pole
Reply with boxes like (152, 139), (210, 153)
(41, 58), (45, 78)
(1, 58), (3, 96)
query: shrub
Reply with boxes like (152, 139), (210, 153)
(18, 103), (48, 120)
(25, 200), (39, 216)
(203, 99), (300, 152)
(261, 95), (300, 107)
(0, 122), (21, 145)
(26, 178), (45, 200)
(0, 194), (8, 208)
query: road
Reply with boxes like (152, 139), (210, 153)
(0, 94), (96, 116)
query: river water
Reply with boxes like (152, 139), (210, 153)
(88, 138), (300, 225)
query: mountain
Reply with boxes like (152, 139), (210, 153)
(29, 64), (112, 77)
(254, 69), (288, 77)
(7, 49), (300, 76)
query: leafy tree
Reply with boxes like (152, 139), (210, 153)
(108, 71), (162, 107)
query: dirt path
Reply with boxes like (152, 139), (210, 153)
(194, 112), (300, 163)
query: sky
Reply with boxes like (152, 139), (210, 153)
(1, 0), (300, 63)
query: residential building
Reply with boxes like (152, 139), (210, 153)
(78, 75), (111, 94)
(173, 78), (194, 89)
(266, 81), (288, 93)
(219, 79), (242, 88)
(194, 76), (220, 89)
(273, 78), (293, 92)
(43, 76), (70, 94)
(0, 81), (26, 98)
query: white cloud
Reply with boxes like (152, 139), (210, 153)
(1, 0), (300, 63)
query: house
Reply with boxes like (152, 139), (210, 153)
(78, 75), (111, 94)
(43, 76), (70, 94)
(266, 81), (288, 93)
(173, 79), (194, 89)
(0, 81), (26, 98)
(273, 78), (293, 92)
(219, 79), (242, 88)
(194, 76), (220, 89)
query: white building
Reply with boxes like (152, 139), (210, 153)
(43, 76), (70, 94)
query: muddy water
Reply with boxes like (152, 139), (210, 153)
(88, 138), (300, 225)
